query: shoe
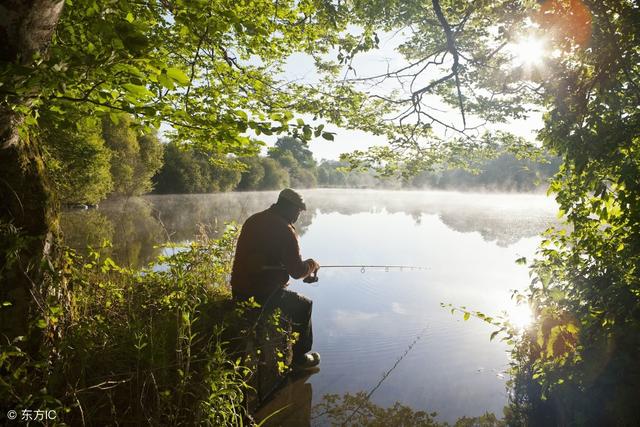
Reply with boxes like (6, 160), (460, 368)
(292, 352), (320, 371)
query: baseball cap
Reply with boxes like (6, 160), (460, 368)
(277, 188), (307, 210)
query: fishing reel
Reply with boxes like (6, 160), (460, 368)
(303, 269), (319, 284)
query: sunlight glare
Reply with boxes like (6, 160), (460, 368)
(508, 303), (533, 331)
(511, 36), (547, 67)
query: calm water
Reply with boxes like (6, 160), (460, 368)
(61, 189), (558, 424)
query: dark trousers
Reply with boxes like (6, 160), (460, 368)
(235, 288), (313, 361)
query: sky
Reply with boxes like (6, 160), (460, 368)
(265, 29), (545, 161)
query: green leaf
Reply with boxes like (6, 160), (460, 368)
(269, 112), (282, 122)
(302, 125), (312, 140)
(123, 83), (153, 98)
(158, 74), (175, 90)
(235, 110), (248, 121)
(125, 12), (134, 23)
(463, 312), (470, 321)
(321, 132), (334, 141)
(490, 330), (500, 341)
(166, 67), (190, 86)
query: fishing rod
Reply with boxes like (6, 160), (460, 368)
(321, 265), (428, 271)
(303, 264), (428, 283)
(263, 264), (428, 283)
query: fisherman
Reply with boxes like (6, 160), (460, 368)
(231, 188), (321, 370)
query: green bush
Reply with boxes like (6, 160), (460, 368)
(0, 225), (255, 425)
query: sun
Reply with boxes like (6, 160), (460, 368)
(507, 303), (533, 331)
(510, 35), (547, 67)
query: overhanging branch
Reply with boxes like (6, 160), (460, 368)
(431, 0), (466, 128)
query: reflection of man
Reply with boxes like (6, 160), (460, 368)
(255, 371), (314, 426)
(231, 188), (320, 370)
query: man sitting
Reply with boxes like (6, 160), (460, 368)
(231, 188), (320, 370)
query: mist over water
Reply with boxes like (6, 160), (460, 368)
(61, 189), (558, 423)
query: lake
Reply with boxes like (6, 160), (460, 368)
(61, 189), (558, 424)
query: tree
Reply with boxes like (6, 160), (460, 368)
(407, 150), (560, 191)
(211, 161), (242, 192)
(154, 142), (201, 194)
(0, 0), (352, 353)
(1, 0), (68, 343)
(260, 157), (290, 190)
(290, 167), (318, 188)
(269, 136), (317, 170)
(102, 114), (163, 197)
(43, 114), (113, 204)
(333, 0), (540, 175)
(102, 114), (139, 196)
(154, 143), (242, 193)
(318, 160), (348, 187)
(135, 130), (163, 194)
(237, 156), (265, 191)
(507, 1), (640, 422)
(269, 137), (320, 188)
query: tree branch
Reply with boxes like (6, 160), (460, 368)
(185, 26), (209, 113)
(431, 0), (466, 128)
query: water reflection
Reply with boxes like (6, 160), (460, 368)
(61, 190), (557, 267)
(255, 371), (315, 427)
(61, 198), (164, 266)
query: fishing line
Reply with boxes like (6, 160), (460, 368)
(340, 326), (429, 426)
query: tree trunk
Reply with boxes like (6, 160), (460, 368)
(0, 0), (64, 347)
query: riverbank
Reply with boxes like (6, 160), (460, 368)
(1, 227), (260, 424)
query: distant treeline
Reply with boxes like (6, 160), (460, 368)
(45, 115), (560, 205)
(408, 152), (561, 192)
(153, 136), (560, 194)
(153, 136), (383, 194)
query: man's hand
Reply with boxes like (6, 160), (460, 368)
(303, 259), (320, 283)
(306, 258), (320, 273)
